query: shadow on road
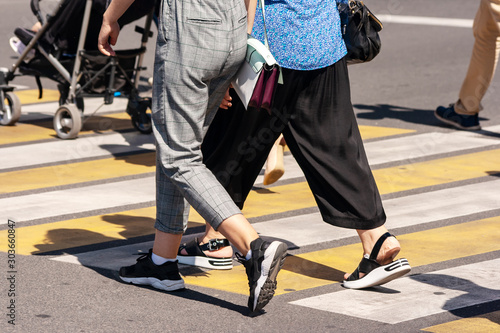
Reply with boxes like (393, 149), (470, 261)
(355, 104), (440, 127)
(410, 273), (500, 325)
(354, 104), (500, 137)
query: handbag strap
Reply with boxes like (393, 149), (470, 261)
(259, 0), (270, 49)
(257, 0), (283, 84)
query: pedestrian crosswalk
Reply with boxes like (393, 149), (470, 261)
(1, 90), (499, 329)
(422, 311), (500, 332)
(291, 258), (500, 324)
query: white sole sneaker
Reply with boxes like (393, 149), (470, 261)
(177, 255), (233, 270)
(120, 276), (185, 291)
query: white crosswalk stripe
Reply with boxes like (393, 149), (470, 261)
(3, 126), (500, 225)
(2, 107), (500, 327)
(0, 177), (155, 224)
(376, 15), (473, 28)
(0, 131), (154, 171)
(290, 259), (500, 324)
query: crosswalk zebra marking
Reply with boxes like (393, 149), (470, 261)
(49, 216), (500, 299)
(13, 89), (60, 105)
(0, 131), (155, 171)
(0, 124), (405, 163)
(376, 15), (473, 28)
(422, 310), (500, 332)
(3, 145), (500, 225)
(290, 258), (500, 324)
(4, 178), (500, 256)
(0, 112), (135, 146)
(2, 94), (499, 326)
(0, 152), (155, 194)
(364, 126), (500, 166)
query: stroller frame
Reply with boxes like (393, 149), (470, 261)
(0, 0), (154, 139)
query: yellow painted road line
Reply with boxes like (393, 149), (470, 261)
(0, 112), (133, 145)
(239, 148), (500, 218)
(358, 125), (414, 140)
(1, 147), (500, 253)
(0, 206), (204, 255)
(374, 148), (500, 193)
(13, 89), (60, 105)
(1, 211), (498, 297)
(422, 310), (500, 332)
(14, 207), (157, 255)
(183, 217), (500, 295)
(0, 150), (498, 296)
(0, 152), (156, 194)
(1, 122), (411, 147)
(5, 130), (491, 198)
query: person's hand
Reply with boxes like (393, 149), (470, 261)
(97, 20), (120, 56)
(219, 87), (233, 109)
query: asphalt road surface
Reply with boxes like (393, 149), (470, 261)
(0, 0), (499, 332)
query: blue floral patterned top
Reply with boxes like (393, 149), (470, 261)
(251, 0), (348, 71)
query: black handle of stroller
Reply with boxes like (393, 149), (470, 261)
(31, 0), (45, 25)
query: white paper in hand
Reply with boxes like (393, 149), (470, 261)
(231, 36), (277, 109)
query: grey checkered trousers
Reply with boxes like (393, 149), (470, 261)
(152, 0), (248, 233)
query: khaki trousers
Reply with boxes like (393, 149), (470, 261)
(455, 0), (500, 115)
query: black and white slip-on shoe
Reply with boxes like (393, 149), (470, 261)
(237, 238), (288, 313)
(343, 232), (411, 289)
(119, 249), (185, 291)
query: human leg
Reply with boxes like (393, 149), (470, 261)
(456, 0), (500, 115)
(177, 224), (233, 261)
(121, 0), (287, 311)
(342, 229), (410, 289)
(159, 124), (287, 310)
(278, 59), (409, 288)
(119, 229), (186, 291)
(191, 214), (287, 313)
(356, 226), (400, 264)
(281, 61), (386, 229)
(263, 134), (286, 185)
(178, 88), (284, 269)
(121, 0), (245, 284)
(435, 0), (500, 130)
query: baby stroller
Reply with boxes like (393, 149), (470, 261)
(0, 0), (157, 139)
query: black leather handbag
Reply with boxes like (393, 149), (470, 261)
(338, 0), (383, 64)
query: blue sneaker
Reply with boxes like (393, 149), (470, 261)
(435, 104), (481, 131)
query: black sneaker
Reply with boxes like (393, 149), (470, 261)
(119, 249), (185, 291)
(237, 238), (287, 313)
(435, 104), (481, 131)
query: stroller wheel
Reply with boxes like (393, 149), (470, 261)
(57, 84), (85, 112)
(54, 104), (82, 139)
(1, 92), (22, 126)
(130, 99), (153, 134)
(131, 111), (152, 134)
(59, 96), (85, 113)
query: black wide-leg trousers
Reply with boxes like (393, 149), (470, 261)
(203, 57), (386, 230)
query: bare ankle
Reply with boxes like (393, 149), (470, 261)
(376, 237), (400, 265)
(357, 228), (401, 264)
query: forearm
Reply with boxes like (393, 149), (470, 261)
(245, 0), (258, 34)
(98, 0), (136, 55)
(103, 0), (136, 25)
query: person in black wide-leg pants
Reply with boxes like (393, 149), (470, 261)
(204, 58), (385, 229)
